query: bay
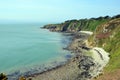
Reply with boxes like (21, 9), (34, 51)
(0, 23), (71, 74)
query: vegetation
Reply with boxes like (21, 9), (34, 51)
(44, 14), (120, 79)
(19, 76), (26, 80)
(88, 18), (120, 72)
(43, 15), (114, 32)
(1, 14), (120, 80)
(0, 73), (7, 80)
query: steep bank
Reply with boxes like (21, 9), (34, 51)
(88, 18), (120, 80)
(43, 17), (110, 32)
(42, 15), (120, 32)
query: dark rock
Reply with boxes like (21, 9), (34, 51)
(65, 54), (72, 59)
(81, 46), (91, 50)
(78, 56), (95, 70)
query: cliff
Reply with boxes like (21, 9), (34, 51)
(88, 18), (120, 69)
(88, 18), (120, 80)
(42, 15), (120, 32)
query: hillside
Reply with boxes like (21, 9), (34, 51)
(88, 18), (120, 80)
(43, 15), (120, 32)
(88, 18), (120, 70)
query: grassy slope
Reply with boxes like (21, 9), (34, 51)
(97, 18), (120, 71)
(82, 19), (109, 31)
(43, 17), (110, 32)
(88, 18), (120, 80)
(105, 24), (120, 71)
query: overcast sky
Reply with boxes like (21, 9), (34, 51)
(0, 0), (120, 23)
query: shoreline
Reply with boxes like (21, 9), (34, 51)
(7, 32), (74, 80)
(25, 31), (109, 80)
(8, 30), (109, 80)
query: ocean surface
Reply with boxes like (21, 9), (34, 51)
(0, 23), (71, 75)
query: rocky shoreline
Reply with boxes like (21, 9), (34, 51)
(1, 15), (119, 80)
(25, 30), (110, 80)
(28, 16), (120, 80)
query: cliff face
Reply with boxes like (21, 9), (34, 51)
(43, 16), (111, 32)
(43, 15), (120, 33)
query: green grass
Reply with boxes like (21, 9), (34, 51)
(104, 26), (120, 72)
(87, 18), (120, 73)
(87, 19), (109, 31)
(90, 19), (120, 72)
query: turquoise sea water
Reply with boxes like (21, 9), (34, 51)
(0, 23), (71, 74)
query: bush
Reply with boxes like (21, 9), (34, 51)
(0, 73), (8, 80)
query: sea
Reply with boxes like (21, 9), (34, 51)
(0, 23), (72, 76)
